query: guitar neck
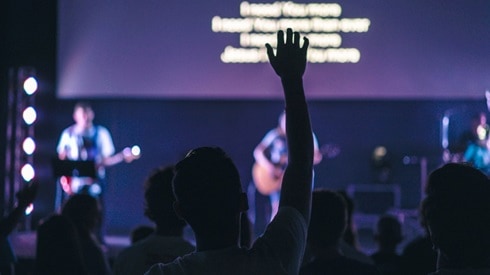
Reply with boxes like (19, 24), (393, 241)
(101, 151), (126, 167)
(102, 146), (140, 167)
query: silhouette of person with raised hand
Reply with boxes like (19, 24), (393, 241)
(421, 163), (490, 274)
(145, 28), (314, 275)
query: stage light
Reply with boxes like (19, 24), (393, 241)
(59, 176), (72, 194)
(373, 146), (387, 160)
(371, 146), (392, 184)
(23, 77), (38, 95)
(22, 137), (36, 155)
(22, 106), (37, 125)
(25, 203), (34, 215)
(6, 66), (39, 229)
(131, 145), (141, 157)
(89, 184), (102, 196)
(21, 163), (35, 182)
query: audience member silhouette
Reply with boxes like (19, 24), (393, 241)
(113, 166), (194, 275)
(337, 190), (374, 265)
(61, 194), (111, 275)
(401, 201), (437, 275)
(36, 214), (88, 275)
(0, 182), (38, 275)
(401, 227), (437, 275)
(337, 190), (359, 249)
(371, 215), (403, 275)
(421, 163), (490, 274)
(130, 225), (155, 244)
(239, 212), (252, 249)
(300, 189), (380, 275)
(145, 28), (314, 274)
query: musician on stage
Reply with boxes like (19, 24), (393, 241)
(57, 102), (137, 198)
(463, 112), (490, 175)
(56, 102), (138, 243)
(252, 112), (322, 224)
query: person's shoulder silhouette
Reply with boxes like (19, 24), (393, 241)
(422, 163), (490, 273)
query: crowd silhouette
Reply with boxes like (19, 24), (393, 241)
(3, 29), (490, 275)
(146, 28), (313, 274)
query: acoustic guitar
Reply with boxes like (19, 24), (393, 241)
(252, 144), (340, 195)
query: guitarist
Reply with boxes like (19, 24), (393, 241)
(253, 111), (322, 221)
(57, 101), (138, 197)
(56, 101), (138, 243)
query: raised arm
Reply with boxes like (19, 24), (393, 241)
(266, 28), (313, 222)
(0, 182), (38, 238)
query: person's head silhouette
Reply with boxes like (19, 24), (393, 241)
(172, 147), (248, 250)
(422, 163), (490, 269)
(144, 165), (186, 235)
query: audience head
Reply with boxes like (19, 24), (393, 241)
(144, 165), (186, 231)
(36, 215), (87, 275)
(308, 189), (347, 251)
(172, 147), (247, 232)
(374, 215), (402, 251)
(61, 194), (101, 236)
(421, 163), (490, 268)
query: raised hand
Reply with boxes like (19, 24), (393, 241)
(265, 29), (314, 224)
(266, 28), (309, 79)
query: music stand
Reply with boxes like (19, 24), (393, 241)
(52, 158), (97, 178)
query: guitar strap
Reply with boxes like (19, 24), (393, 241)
(85, 125), (99, 160)
(70, 125), (99, 161)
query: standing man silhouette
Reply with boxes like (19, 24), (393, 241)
(146, 28), (314, 274)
